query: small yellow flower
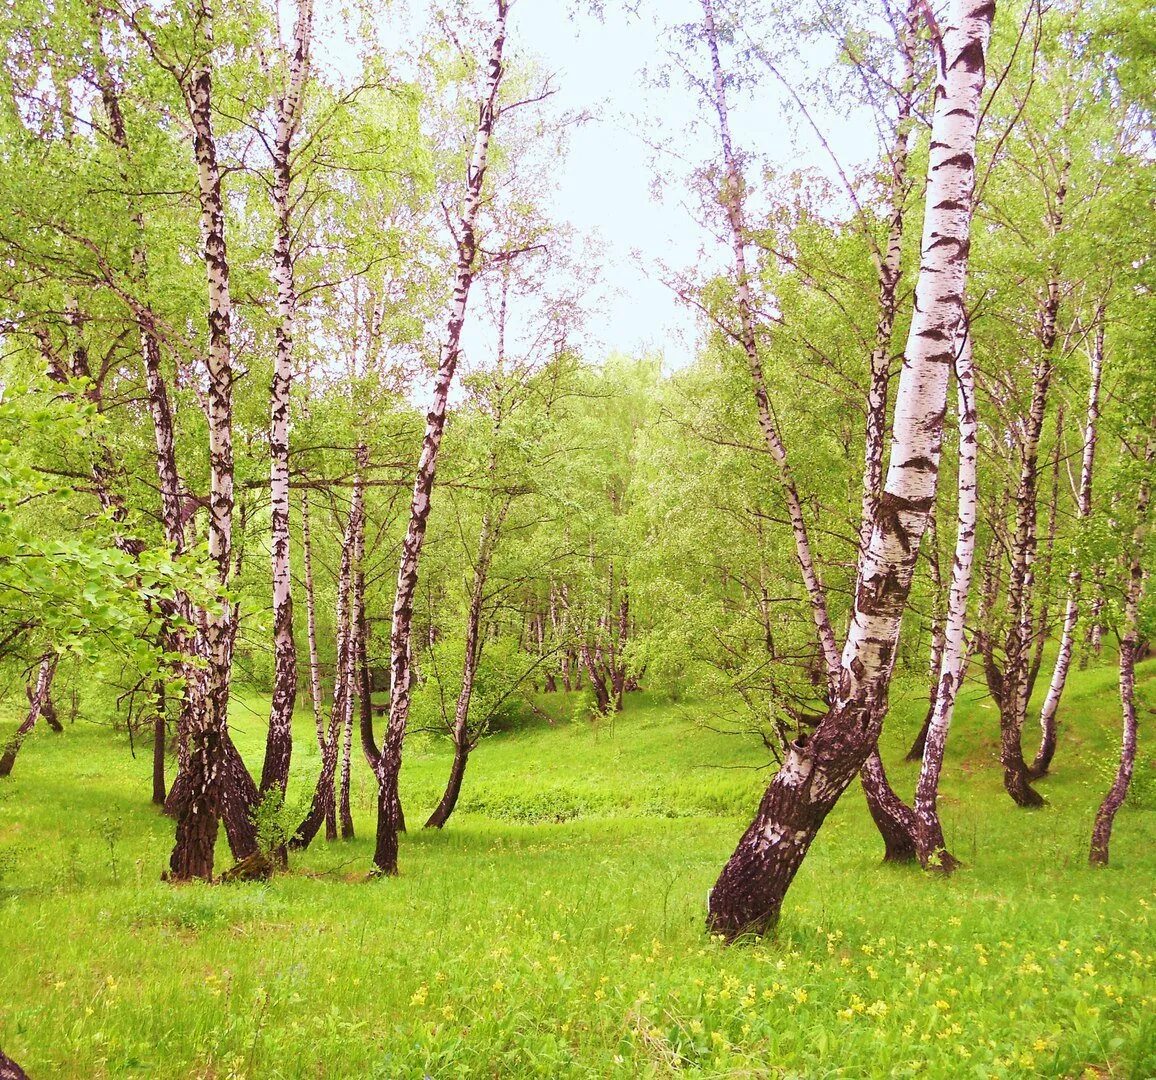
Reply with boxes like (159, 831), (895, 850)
(793, 987), (808, 1004)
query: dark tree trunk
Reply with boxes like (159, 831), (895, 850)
(859, 748), (918, 862)
(1090, 459), (1149, 865)
(169, 725), (223, 881)
(0, 1048), (29, 1080)
(372, 0), (509, 877)
(152, 681), (167, 806)
(425, 739), (469, 829)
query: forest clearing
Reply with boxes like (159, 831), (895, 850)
(2, 665), (1154, 1077)
(0, 0), (1153, 1075)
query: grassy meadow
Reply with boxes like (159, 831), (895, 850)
(1, 661), (1154, 1078)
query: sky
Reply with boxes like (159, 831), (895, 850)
(314, 0), (887, 375)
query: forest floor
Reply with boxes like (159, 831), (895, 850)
(1, 660), (1154, 1078)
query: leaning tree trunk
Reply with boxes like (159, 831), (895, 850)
(262, 0), (313, 799)
(1089, 454), (1149, 866)
(93, 6), (202, 823)
(707, 0), (994, 938)
(425, 496), (508, 829)
(699, 0), (841, 686)
(847, 0), (927, 846)
(0, 655), (58, 778)
(372, 0), (508, 877)
(702, 0), (919, 855)
(1030, 319), (1103, 778)
(170, 25), (248, 881)
(911, 323), (978, 870)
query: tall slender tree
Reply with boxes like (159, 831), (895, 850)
(370, 0), (510, 877)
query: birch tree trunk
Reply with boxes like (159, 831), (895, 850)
(292, 474), (361, 850)
(912, 323), (978, 869)
(700, 0), (841, 688)
(984, 157), (1069, 808)
(372, 0), (509, 876)
(301, 488), (327, 752)
(0, 655), (58, 778)
(707, 0), (994, 938)
(170, 9), (246, 880)
(425, 495), (510, 828)
(1030, 320), (1103, 778)
(339, 446), (368, 840)
(262, 0), (313, 798)
(1089, 448), (1150, 865)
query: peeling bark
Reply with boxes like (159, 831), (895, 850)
(170, 6), (250, 881)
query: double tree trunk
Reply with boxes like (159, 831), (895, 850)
(1089, 450), (1150, 865)
(984, 157), (1070, 808)
(372, 0), (508, 876)
(170, 19), (247, 881)
(262, 0), (314, 799)
(1030, 320), (1104, 777)
(703, 0), (922, 858)
(707, 0), (994, 938)
(0, 655), (58, 778)
(292, 470), (361, 850)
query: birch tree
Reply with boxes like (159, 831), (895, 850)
(261, 0), (314, 799)
(707, 0), (995, 937)
(370, 0), (510, 877)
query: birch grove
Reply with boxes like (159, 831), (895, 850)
(0, 0), (1151, 996)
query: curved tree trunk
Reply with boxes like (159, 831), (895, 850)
(987, 152), (1069, 808)
(1030, 320), (1103, 778)
(0, 655), (58, 778)
(860, 747), (918, 862)
(1089, 453), (1149, 865)
(373, 1), (509, 876)
(425, 490), (507, 829)
(707, 0), (993, 938)
(292, 481), (359, 851)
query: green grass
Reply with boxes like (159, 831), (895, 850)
(1, 661), (1153, 1078)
